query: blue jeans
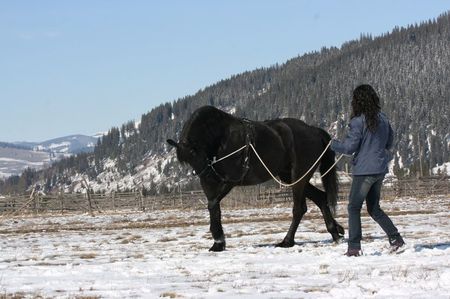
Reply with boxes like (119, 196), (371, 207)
(347, 174), (399, 250)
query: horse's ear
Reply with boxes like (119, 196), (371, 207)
(167, 139), (179, 148)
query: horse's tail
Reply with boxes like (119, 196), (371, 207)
(319, 129), (339, 215)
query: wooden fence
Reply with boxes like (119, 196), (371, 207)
(0, 177), (448, 216)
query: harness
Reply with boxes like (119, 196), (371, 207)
(195, 119), (253, 183)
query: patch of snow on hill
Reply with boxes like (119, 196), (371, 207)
(0, 147), (51, 178)
(432, 162), (450, 176)
(48, 141), (71, 152)
(71, 151), (187, 194)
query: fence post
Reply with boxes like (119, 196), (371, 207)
(140, 188), (145, 211)
(86, 192), (93, 216)
(30, 186), (37, 215)
(112, 191), (116, 211)
(257, 184), (261, 202)
(179, 185), (183, 209)
(59, 190), (64, 214)
(83, 180), (94, 217)
(135, 190), (143, 211)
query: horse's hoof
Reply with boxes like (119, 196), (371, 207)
(336, 223), (345, 236)
(333, 235), (345, 244)
(209, 242), (226, 252)
(276, 239), (295, 248)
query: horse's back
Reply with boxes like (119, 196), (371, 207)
(266, 118), (329, 142)
(265, 118), (330, 167)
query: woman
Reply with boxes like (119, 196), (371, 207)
(331, 84), (404, 256)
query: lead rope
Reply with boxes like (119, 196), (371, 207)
(320, 153), (345, 177)
(210, 140), (345, 187)
(211, 145), (248, 164)
(249, 141), (344, 187)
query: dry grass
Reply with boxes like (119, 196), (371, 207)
(319, 264), (330, 274)
(118, 234), (143, 244)
(78, 252), (97, 259)
(130, 253), (145, 259)
(303, 286), (331, 293)
(0, 212), (290, 235)
(35, 262), (66, 266)
(160, 291), (183, 298)
(157, 236), (178, 242)
(127, 234), (142, 242)
(0, 293), (26, 299)
(0, 293), (50, 299)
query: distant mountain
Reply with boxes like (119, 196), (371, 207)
(0, 146), (50, 179)
(14, 135), (98, 155)
(0, 142), (32, 151)
(0, 135), (98, 179)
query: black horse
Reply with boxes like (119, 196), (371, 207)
(167, 106), (344, 251)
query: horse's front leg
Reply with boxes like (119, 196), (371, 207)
(202, 181), (233, 252)
(208, 199), (226, 252)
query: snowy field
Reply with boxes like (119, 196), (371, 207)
(0, 195), (449, 298)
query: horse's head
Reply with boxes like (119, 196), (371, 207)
(167, 139), (209, 175)
(167, 106), (233, 176)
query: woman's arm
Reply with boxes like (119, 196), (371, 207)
(331, 117), (363, 155)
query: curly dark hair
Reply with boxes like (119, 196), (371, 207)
(351, 84), (381, 132)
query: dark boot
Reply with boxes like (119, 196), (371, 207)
(389, 234), (405, 252)
(344, 248), (362, 257)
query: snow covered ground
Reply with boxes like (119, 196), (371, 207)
(0, 195), (449, 298)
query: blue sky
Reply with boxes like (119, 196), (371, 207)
(1, 1), (449, 142)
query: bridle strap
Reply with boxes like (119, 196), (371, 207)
(194, 119), (253, 183)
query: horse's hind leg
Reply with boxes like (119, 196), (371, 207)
(277, 183), (307, 247)
(304, 183), (344, 242)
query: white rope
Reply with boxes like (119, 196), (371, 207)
(249, 141), (339, 187)
(209, 140), (344, 188)
(320, 153), (345, 177)
(212, 145), (248, 164)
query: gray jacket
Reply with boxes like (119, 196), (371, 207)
(331, 112), (394, 175)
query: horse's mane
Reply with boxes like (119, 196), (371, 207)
(179, 106), (236, 159)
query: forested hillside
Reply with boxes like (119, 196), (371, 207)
(1, 12), (449, 194)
